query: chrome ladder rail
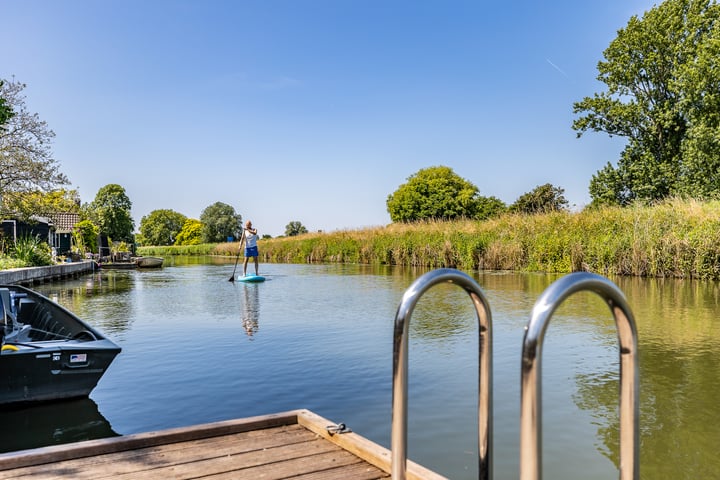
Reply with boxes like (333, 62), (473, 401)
(519, 272), (639, 480)
(391, 268), (493, 480)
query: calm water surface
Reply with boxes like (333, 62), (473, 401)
(2, 258), (719, 479)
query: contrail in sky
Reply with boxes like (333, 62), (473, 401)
(546, 58), (569, 78)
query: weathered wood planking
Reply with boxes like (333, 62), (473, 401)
(0, 409), (447, 480)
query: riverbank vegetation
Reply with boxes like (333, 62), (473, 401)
(0, 234), (53, 269)
(139, 199), (720, 280)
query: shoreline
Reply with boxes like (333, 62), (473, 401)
(0, 260), (97, 286)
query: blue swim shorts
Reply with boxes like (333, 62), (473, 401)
(245, 246), (259, 257)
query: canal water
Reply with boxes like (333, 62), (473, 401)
(2, 258), (719, 479)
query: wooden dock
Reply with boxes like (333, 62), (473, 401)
(0, 409), (446, 480)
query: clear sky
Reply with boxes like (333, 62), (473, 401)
(2, 0), (656, 237)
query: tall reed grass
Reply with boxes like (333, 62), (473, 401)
(139, 199), (720, 279)
(138, 244), (219, 256)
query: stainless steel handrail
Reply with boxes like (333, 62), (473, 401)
(391, 268), (493, 480)
(519, 272), (639, 480)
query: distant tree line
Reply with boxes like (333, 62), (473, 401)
(386, 166), (569, 222)
(0, 79), (315, 252)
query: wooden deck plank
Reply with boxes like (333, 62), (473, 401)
(296, 410), (447, 480)
(204, 450), (372, 480)
(107, 438), (341, 480)
(0, 411), (302, 472)
(2, 432), (332, 479)
(288, 462), (391, 480)
(0, 410), (447, 480)
(0, 425), (315, 480)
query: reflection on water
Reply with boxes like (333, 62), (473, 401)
(0, 398), (118, 453)
(570, 276), (720, 479)
(36, 271), (138, 338)
(240, 284), (260, 338)
(16, 262), (720, 479)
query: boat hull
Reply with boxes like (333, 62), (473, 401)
(98, 256), (164, 269)
(0, 341), (120, 405)
(1, 285), (121, 406)
(136, 256), (164, 268)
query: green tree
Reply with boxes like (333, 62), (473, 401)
(73, 219), (99, 255)
(0, 80), (13, 131)
(175, 218), (204, 245)
(387, 166), (490, 222)
(0, 78), (68, 217)
(510, 183), (569, 214)
(200, 202), (241, 243)
(5, 188), (81, 220)
(476, 196), (507, 220)
(139, 209), (187, 246)
(573, 0), (720, 205)
(675, 1), (720, 198)
(84, 184), (135, 242)
(285, 221), (308, 236)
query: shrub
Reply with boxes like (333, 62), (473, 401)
(13, 235), (53, 266)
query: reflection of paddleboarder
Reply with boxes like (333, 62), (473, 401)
(242, 284), (260, 338)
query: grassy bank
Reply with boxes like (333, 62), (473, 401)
(138, 243), (219, 256)
(139, 199), (720, 279)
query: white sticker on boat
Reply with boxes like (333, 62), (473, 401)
(70, 354), (87, 363)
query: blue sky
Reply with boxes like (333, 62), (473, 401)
(3, 0), (655, 237)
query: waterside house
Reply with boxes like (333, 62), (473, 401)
(48, 212), (81, 256)
(1, 213), (80, 257)
(1, 216), (55, 249)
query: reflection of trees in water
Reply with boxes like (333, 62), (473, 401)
(33, 271), (137, 336)
(615, 275), (720, 345)
(408, 284), (479, 340)
(571, 277), (720, 478)
(573, 342), (720, 478)
(572, 370), (619, 465)
(403, 271), (568, 341)
(241, 284), (260, 338)
(636, 346), (720, 479)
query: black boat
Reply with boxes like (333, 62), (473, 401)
(0, 285), (121, 406)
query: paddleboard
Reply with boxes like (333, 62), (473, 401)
(236, 274), (266, 283)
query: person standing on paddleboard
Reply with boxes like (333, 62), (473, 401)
(242, 220), (260, 276)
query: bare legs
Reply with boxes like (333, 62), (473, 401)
(243, 256), (259, 276)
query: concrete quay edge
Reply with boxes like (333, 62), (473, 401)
(0, 261), (97, 286)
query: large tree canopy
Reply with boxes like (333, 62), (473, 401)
(139, 209), (187, 246)
(386, 166), (503, 222)
(573, 0), (720, 205)
(200, 202), (242, 243)
(84, 184), (135, 242)
(0, 78), (68, 216)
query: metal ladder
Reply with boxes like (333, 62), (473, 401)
(391, 269), (639, 480)
(391, 268), (493, 480)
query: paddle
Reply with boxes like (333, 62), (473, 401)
(228, 231), (246, 282)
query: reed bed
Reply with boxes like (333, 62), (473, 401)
(138, 243), (219, 256)
(139, 199), (720, 279)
